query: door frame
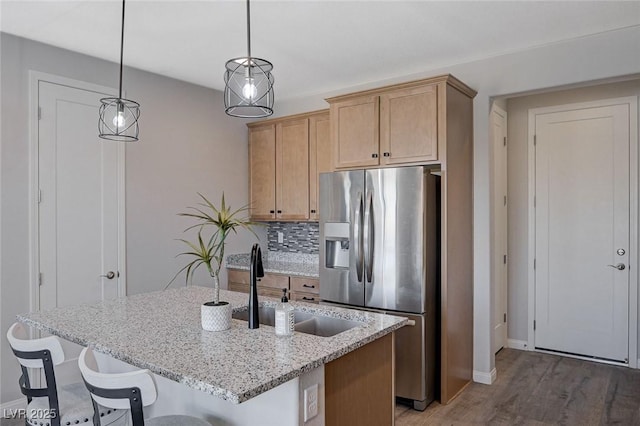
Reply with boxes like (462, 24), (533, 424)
(28, 71), (127, 323)
(526, 96), (638, 367)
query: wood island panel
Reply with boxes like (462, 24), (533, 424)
(325, 333), (395, 426)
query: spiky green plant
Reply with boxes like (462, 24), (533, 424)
(167, 192), (260, 304)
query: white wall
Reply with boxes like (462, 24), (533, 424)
(506, 79), (640, 345)
(0, 33), (265, 405)
(273, 26), (640, 381)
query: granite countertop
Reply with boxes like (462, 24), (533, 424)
(226, 251), (319, 278)
(18, 287), (405, 404)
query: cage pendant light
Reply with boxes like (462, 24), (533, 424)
(224, 0), (274, 118)
(98, 0), (140, 141)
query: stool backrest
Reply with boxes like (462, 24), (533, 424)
(7, 322), (65, 368)
(6, 322), (64, 426)
(79, 346), (157, 425)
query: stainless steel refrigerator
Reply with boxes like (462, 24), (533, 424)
(319, 166), (439, 410)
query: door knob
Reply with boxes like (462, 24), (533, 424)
(100, 271), (118, 279)
(607, 263), (626, 271)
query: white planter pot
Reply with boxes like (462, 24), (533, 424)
(201, 301), (232, 331)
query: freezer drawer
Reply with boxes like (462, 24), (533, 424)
(392, 312), (434, 408)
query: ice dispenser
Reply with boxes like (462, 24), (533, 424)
(323, 222), (350, 269)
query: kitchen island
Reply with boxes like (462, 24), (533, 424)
(18, 286), (405, 425)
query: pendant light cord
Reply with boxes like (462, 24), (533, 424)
(246, 0), (251, 60)
(118, 0), (126, 100)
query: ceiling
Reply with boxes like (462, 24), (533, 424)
(1, 1), (639, 101)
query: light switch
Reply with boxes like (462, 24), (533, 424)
(277, 231), (284, 244)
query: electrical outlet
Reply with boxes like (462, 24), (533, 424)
(304, 383), (318, 421)
(277, 231), (284, 244)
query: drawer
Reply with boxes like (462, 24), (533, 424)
(290, 291), (319, 304)
(228, 279), (286, 299)
(258, 287), (287, 299)
(228, 270), (289, 290)
(260, 273), (289, 290)
(228, 282), (249, 293)
(228, 270), (250, 285)
(290, 277), (319, 295)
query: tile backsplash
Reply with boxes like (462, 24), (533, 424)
(267, 222), (319, 254)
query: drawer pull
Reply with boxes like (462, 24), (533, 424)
(302, 297), (315, 301)
(302, 284), (315, 289)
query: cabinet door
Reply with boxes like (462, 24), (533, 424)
(276, 118), (310, 221)
(309, 112), (331, 221)
(380, 84), (438, 165)
(249, 124), (276, 220)
(331, 95), (380, 169)
(228, 282), (249, 294)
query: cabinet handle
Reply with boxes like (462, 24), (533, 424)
(270, 210), (275, 214)
(371, 153), (379, 158)
(383, 152), (390, 157)
(303, 284), (315, 289)
(310, 209), (316, 214)
(277, 210), (282, 214)
(302, 297), (315, 301)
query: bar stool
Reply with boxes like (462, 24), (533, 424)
(78, 347), (211, 426)
(6, 322), (125, 426)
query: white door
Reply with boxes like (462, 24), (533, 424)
(534, 102), (630, 362)
(38, 80), (123, 381)
(492, 105), (508, 353)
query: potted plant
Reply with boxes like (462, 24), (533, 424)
(168, 192), (258, 331)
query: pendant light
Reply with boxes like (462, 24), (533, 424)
(98, 0), (140, 141)
(224, 0), (274, 118)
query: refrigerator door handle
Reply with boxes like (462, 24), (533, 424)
(354, 191), (364, 282)
(364, 191), (374, 283)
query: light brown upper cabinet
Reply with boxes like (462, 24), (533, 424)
(248, 123), (276, 221)
(248, 110), (330, 222)
(330, 95), (380, 169)
(276, 118), (310, 221)
(309, 112), (331, 221)
(328, 76), (471, 169)
(380, 84), (438, 165)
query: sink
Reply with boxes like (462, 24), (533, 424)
(232, 306), (277, 326)
(294, 316), (364, 337)
(232, 306), (364, 337)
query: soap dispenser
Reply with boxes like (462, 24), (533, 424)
(275, 288), (294, 337)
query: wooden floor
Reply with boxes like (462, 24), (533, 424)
(395, 348), (640, 425)
(3, 349), (640, 425)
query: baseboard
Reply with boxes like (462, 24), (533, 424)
(1, 398), (25, 418)
(473, 368), (497, 385)
(507, 339), (528, 350)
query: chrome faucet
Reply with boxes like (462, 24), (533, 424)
(249, 243), (264, 329)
